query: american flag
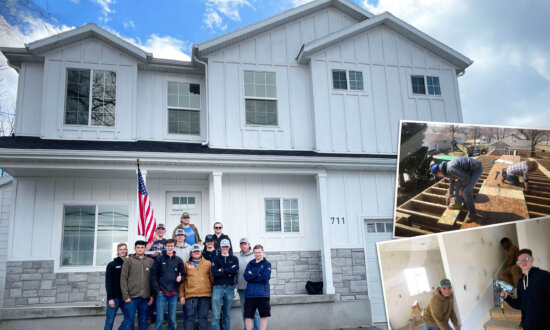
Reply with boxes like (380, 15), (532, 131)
(137, 163), (156, 243)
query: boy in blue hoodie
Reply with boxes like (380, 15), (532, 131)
(243, 244), (271, 330)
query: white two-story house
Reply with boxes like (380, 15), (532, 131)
(0, 0), (471, 328)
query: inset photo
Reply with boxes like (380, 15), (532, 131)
(394, 121), (550, 237)
(378, 216), (550, 330)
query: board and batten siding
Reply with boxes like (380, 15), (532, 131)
(326, 170), (395, 248)
(221, 174), (321, 252)
(14, 62), (44, 137)
(31, 38), (138, 140)
(136, 71), (206, 142)
(206, 7), (359, 151)
(310, 25), (463, 154)
(8, 177), (135, 261)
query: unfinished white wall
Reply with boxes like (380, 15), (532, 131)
(516, 217), (550, 271)
(379, 236), (445, 329)
(440, 223), (517, 329)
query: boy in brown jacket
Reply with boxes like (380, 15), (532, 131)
(179, 244), (214, 330)
(120, 240), (154, 330)
(422, 279), (461, 330)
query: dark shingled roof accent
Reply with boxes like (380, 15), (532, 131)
(0, 136), (397, 159)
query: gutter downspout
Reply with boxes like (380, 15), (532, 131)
(194, 54), (209, 146)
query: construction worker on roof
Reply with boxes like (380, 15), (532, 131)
(431, 157), (483, 223)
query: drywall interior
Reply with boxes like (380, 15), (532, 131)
(516, 217), (550, 271)
(379, 235), (445, 329)
(439, 223), (517, 329)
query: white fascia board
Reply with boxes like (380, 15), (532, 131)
(26, 23), (151, 62)
(0, 176), (13, 188)
(297, 12), (472, 72)
(197, 0), (372, 57)
(0, 148), (396, 172)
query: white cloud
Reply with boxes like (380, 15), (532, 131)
(123, 20), (135, 30)
(69, 0), (80, 3)
(362, 0), (550, 128)
(0, 15), (74, 111)
(94, 0), (116, 23)
(138, 35), (192, 61)
(291, 0), (314, 6)
(202, 0), (254, 31)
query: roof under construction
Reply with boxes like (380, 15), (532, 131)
(395, 155), (550, 237)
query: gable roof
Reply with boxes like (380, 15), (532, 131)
(297, 11), (473, 74)
(195, 0), (373, 57)
(26, 23), (151, 61)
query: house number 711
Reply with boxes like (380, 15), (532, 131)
(331, 217), (344, 224)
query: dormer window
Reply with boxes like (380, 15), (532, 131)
(64, 69), (116, 127)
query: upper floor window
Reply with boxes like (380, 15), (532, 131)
(244, 71), (277, 126)
(332, 70), (364, 91)
(411, 75), (441, 96)
(65, 69), (116, 127)
(265, 198), (299, 233)
(168, 82), (201, 135)
(61, 204), (128, 267)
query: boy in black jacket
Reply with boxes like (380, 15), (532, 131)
(211, 239), (239, 330)
(104, 242), (128, 330)
(501, 249), (550, 330)
(150, 239), (185, 330)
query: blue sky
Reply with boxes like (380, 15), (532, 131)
(1, 0), (550, 130)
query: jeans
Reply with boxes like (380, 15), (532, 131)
(185, 297), (211, 330)
(505, 173), (523, 187)
(121, 297), (149, 330)
(155, 293), (177, 330)
(454, 164), (483, 214)
(104, 298), (128, 330)
(211, 285), (235, 330)
(423, 324), (452, 330)
(238, 290), (260, 330)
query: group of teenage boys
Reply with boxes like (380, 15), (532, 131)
(104, 212), (271, 330)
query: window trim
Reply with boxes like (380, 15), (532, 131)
(260, 195), (304, 238)
(167, 81), (202, 136)
(63, 68), (117, 128)
(163, 77), (204, 141)
(408, 73), (442, 98)
(242, 70), (279, 128)
(404, 267), (431, 296)
(330, 67), (367, 94)
(54, 201), (131, 273)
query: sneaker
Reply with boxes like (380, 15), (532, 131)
(466, 213), (481, 223)
(448, 203), (462, 210)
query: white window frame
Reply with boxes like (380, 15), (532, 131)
(63, 68), (117, 127)
(167, 81), (201, 136)
(408, 73), (442, 98)
(163, 77), (204, 141)
(243, 70), (279, 127)
(261, 195), (304, 237)
(329, 66), (368, 95)
(54, 201), (131, 273)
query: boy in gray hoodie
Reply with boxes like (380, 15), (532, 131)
(236, 238), (260, 330)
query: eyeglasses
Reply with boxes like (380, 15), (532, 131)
(214, 226), (222, 229)
(516, 256), (532, 264)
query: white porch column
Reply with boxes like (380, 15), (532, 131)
(211, 171), (223, 228)
(316, 172), (335, 294)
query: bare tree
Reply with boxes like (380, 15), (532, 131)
(519, 129), (549, 156)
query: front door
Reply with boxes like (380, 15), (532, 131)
(165, 192), (202, 237)
(364, 219), (393, 323)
